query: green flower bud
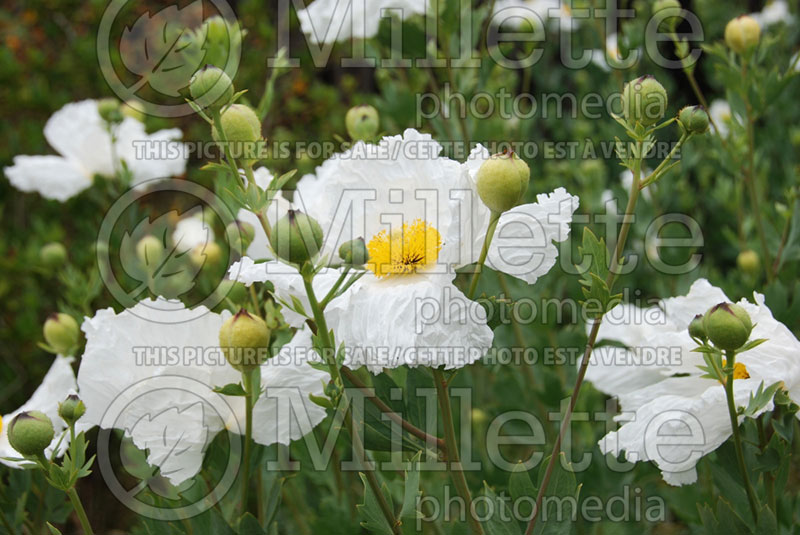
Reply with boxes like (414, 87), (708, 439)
(212, 104), (262, 144)
(339, 238), (368, 266)
(622, 75), (668, 127)
(226, 220), (255, 254)
(189, 66), (234, 112)
(688, 314), (707, 342)
(736, 249), (760, 277)
(200, 16), (244, 69)
(345, 105), (380, 141)
(121, 100), (147, 122)
(269, 210), (324, 265)
(190, 241), (223, 267)
(724, 15), (760, 54)
(476, 151), (530, 214)
(8, 411), (54, 457)
(43, 313), (79, 355)
(40, 242), (67, 268)
(136, 235), (164, 266)
(678, 105), (709, 134)
(58, 394), (86, 426)
(703, 302), (753, 351)
(97, 98), (123, 124)
(217, 280), (248, 304)
(219, 309), (272, 372)
(653, 0), (682, 32)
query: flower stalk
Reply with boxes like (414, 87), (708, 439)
(240, 367), (257, 512)
(467, 211), (501, 300)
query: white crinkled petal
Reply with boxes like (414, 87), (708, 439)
(4, 155), (93, 202)
(44, 99), (116, 177)
(0, 356), (77, 468)
(77, 298), (241, 485)
(332, 274), (494, 373)
(298, 0), (427, 44)
(115, 121), (187, 187)
(486, 188), (579, 284)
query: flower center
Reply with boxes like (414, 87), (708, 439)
(367, 219), (442, 278)
(722, 360), (750, 380)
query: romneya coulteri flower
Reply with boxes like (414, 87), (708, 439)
(230, 129), (578, 373)
(4, 100), (186, 202)
(751, 0), (793, 28)
(297, 0), (428, 44)
(586, 278), (800, 486)
(0, 356), (77, 467)
(76, 298), (329, 485)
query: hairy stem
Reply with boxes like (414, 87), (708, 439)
(467, 211), (501, 300)
(67, 487), (94, 535)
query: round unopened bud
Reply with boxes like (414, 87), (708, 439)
(136, 235), (164, 266)
(212, 104), (261, 144)
(688, 314), (707, 342)
(226, 220), (256, 254)
(622, 75), (668, 127)
(43, 313), (79, 355)
(190, 241), (223, 267)
(339, 238), (368, 265)
(653, 0), (682, 32)
(476, 151), (530, 213)
(218, 280), (248, 303)
(219, 309), (272, 372)
(97, 98), (123, 124)
(724, 15), (760, 54)
(270, 210), (324, 265)
(678, 105), (709, 134)
(703, 302), (753, 351)
(40, 242), (67, 268)
(121, 100), (147, 122)
(8, 411), (54, 457)
(737, 249), (760, 277)
(58, 394), (86, 426)
(190, 67), (234, 111)
(345, 105), (380, 141)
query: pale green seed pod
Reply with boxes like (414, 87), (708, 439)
(622, 75), (668, 127)
(219, 309), (272, 372)
(724, 15), (760, 54)
(345, 105), (380, 141)
(269, 210), (324, 265)
(8, 411), (54, 456)
(43, 313), (79, 355)
(703, 302), (753, 351)
(475, 151), (530, 214)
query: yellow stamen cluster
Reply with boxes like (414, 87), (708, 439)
(367, 219), (442, 278)
(722, 360), (751, 380)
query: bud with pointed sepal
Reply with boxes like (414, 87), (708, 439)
(703, 302), (753, 351)
(688, 314), (707, 343)
(219, 309), (272, 372)
(43, 313), (79, 355)
(678, 105), (709, 134)
(58, 394), (86, 426)
(270, 210), (324, 266)
(724, 15), (760, 54)
(190, 66), (234, 112)
(40, 242), (67, 269)
(345, 105), (380, 142)
(622, 75), (668, 127)
(212, 104), (262, 144)
(8, 411), (54, 457)
(476, 150), (530, 214)
(339, 237), (368, 266)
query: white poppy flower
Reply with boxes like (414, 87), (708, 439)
(587, 278), (800, 486)
(1, 356), (77, 467)
(492, 0), (577, 32)
(172, 214), (216, 254)
(77, 298), (329, 485)
(229, 129), (578, 373)
(4, 100), (186, 202)
(590, 33), (639, 71)
(297, 0), (428, 44)
(708, 99), (739, 139)
(751, 0), (793, 27)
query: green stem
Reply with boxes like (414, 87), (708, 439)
(756, 416), (776, 513)
(241, 369), (256, 513)
(467, 211), (501, 300)
(67, 488), (94, 535)
(432, 368), (484, 535)
(638, 133), (692, 190)
(301, 273), (401, 535)
(526, 139), (644, 534)
(723, 350), (760, 523)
